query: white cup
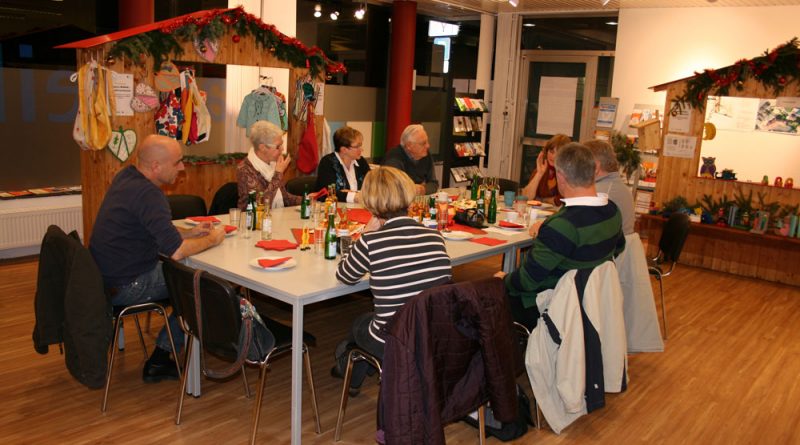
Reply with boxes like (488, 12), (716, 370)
(529, 208), (539, 223)
(504, 211), (519, 224)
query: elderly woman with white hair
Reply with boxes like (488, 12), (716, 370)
(237, 120), (302, 209)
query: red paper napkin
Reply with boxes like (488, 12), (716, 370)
(187, 216), (220, 223)
(449, 224), (487, 235)
(257, 257), (291, 268)
(224, 224), (237, 233)
(347, 208), (373, 224)
(255, 239), (298, 251)
(291, 228), (316, 244)
(310, 187), (328, 200)
(470, 237), (507, 246)
(499, 221), (525, 228)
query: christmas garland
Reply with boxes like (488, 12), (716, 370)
(671, 38), (800, 115)
(107, 7), (346, 78)
(182, 152), (247, 166)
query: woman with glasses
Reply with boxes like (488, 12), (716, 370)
(237, 120), (302, 209)
(521, 133), (571, 206)
(314, 126), (371, 203)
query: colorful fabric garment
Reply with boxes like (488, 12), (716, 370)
(236, 91), (282, 136)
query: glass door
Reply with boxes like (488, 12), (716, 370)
(513, 52), (612, 185)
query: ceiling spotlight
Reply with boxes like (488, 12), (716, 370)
(330, 11), (339, 20)
(508, 0), (518, 6)
(355, 6), (366, 20)
(605, 21), (618, 25)
(313, 4), (322, 18)
(601, 0), (611, 5)
(523, 23), (535, 27)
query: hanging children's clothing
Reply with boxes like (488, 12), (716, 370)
(236, 84), (286, 135)
(154, 66), (210, 145)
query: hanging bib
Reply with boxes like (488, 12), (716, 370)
(107, 127), (136, 162)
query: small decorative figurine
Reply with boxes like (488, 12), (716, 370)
(700, 157), (717, 178)
(716, 207), (728, 226)
(740, 210), (751, 228)
(716, 169), (737, 180)
(300, 225), (311, 251)
(762, 175), (769, 185)
(774, 176), (783, 187)
(785, 178), (794, 189)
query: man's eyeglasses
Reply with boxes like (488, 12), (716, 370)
(347, 144), (363, 150)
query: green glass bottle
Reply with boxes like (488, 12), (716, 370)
(470, 174), (479, 200)
(300, 184), (310, 219)
(487, 188), (497, 224)
(324, 212), (338, 260)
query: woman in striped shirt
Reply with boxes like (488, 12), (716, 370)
(334, 166), (452, 391)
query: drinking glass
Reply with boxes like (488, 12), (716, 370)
(339, 235), (354, 260)
(229, 208), (241, 228)
(240, 215), (251, 239)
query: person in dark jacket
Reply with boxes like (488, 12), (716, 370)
(90, 135), (225, 383)
(314, 126), (371, 203)
(382, 124), (438, 195)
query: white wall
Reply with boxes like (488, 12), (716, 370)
(612, 6), (800, 183)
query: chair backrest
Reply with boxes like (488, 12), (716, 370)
(658, 212), (691, 263)
(208, 182), (239, 215)
(167, 194), (208, 220)
(286, 175), (317, 196)
(161, 258), (241, 362)
(497, 178), (520, 194)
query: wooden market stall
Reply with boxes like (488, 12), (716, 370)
(56, 7), (343, 239)
(641, 39), (800, 286)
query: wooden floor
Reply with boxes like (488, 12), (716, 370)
(2, 256), (800, 444)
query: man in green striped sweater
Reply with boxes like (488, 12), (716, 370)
(496, 142), (625, 330)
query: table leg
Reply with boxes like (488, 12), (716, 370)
(502, 246), (518, 273)
(291, 303), (304, 445)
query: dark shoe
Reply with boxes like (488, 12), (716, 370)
(142, 358), (179, 383)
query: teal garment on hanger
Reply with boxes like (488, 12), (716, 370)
(237, 91), (282, 135)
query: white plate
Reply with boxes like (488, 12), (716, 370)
(249, 256), (297, 271)
(225, 229), (238, 237)
(442, 230), (474, 241)
(495, 222), (526, 231)
(530, 202), (554, 210)
(184, 218), (221, 225)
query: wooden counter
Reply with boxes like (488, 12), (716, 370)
(637, 213), (800, 287)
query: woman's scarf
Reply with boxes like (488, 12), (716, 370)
(247, 148), (284, 208)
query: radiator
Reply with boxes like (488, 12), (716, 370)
(0, 195), (83, 252)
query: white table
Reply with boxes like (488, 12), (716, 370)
(183, 206), (534, 444)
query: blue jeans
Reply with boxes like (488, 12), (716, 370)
(111, 263), (183, 353)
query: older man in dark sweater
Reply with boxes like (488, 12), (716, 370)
(382, 124), (438, 195)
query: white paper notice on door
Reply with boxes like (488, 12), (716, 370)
(537, 76), (577, 136)
(663, 133), (697, 159)
(111, 71), (134, 116)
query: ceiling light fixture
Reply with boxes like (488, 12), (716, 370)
(601, 0), (611, 6)
(313, 4), (322, 18)
(606, 21), (618, 25)
(354, 3), (366, 20)
(330, 11), (339, 20)
(508, 0), (518, 7)
(523, 23), (535, 27)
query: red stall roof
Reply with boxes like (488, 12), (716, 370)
(55, 9), (228, 49)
